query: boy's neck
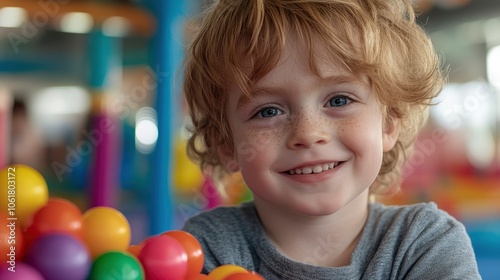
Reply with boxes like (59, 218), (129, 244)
(254, 191), (370, 267)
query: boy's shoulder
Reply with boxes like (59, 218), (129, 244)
(371, 201), (442, 218)
(367, 201), (466, 242)
(370, 201), (460, 229)
(356, 202), (479, 279)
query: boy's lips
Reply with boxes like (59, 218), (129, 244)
(283, 161), (342, 175)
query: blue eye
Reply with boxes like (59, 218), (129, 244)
(258, 107), (282, 118)
(328, 96), (350, 107)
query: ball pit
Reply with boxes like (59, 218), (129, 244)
(0, 165), (265, 280)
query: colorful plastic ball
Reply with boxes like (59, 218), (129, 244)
(224, 272), (265, 280)
(25, 233), (91, 280)
(24, 198), (83, 247)
(89, 251), (144, 280)
(82, 206), (131, 258)
(127, 244), (144, 257)
(208, 264), (248, 280)
(0, 211), (24, 263)
(0, 263), (44, 280)
(162, 230), (204, 278)
(173, 138), (204, 194)
(187, 274), (211, 280)
(138, 235), (188, 280)
(0, 164), (49, 226)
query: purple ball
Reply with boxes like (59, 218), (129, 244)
(0, 263), (44, 280)
(25, 233), (91, 280)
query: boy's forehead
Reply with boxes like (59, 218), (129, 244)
(227, 30), (371, 107)
(249, 37), (364, 86)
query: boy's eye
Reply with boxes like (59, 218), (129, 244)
(257, 107), (283, 118)
(328, 96), (350, 107)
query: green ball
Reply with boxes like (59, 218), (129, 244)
(89, 251), (144, 280)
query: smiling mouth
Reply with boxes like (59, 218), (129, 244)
(285, 162), (341, 175)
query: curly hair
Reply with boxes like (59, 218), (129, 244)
(183, 0), (445, 195)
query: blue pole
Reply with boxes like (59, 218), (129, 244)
(148, 0), (186, 235)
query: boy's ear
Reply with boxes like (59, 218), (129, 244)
(382, 115), (401, 152)
(218, 144), (240, 173)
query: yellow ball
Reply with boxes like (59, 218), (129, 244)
(173, 139), (203, 194)
(0, 164), (49, 226)
(208, 264), (248, 280)
(82, 206), (131, 258)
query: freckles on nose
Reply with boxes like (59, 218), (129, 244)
(285, 111), (322, 144)
(290, 110), (326, 132)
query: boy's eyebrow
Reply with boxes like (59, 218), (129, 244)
(235, 89), (275, 110)
(235, 74), (362, 110)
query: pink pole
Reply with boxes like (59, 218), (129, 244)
(89, 110), (120, 207)
(0, 89), (12, 169)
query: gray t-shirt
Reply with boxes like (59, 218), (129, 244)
(182, 202), (481, 279)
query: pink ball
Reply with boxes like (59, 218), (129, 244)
(0, 263), (44, 280)
(138, 235), (188, 280)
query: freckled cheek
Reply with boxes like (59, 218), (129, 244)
(244, 126), (287, 147)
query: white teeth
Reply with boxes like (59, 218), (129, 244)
(302, 167), (313, 174)
(288, 162), (339, 175)
(313, 166), (322, 173)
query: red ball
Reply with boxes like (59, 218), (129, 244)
(138, 235), (188, 280)
(162, 230), (204, 278)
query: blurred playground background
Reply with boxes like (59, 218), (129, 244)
(0, 0), (498, 278)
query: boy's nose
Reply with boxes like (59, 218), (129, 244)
(286, 115), (330, 149)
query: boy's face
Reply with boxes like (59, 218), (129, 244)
(221, 39), (399, 217)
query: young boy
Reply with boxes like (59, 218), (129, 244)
(181, 0), (481, 279)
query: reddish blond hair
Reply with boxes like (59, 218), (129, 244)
(184, 0), (445, 194)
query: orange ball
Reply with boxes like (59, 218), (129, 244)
(208, 264), (248, 280)
(82, 206), (131, 258)
(188, 274), (211, 280)
(162, 230), (204, 278)
(224, 272), (265, 280)
(24, 198), (83, 247)
(127, 244), (143, 257)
